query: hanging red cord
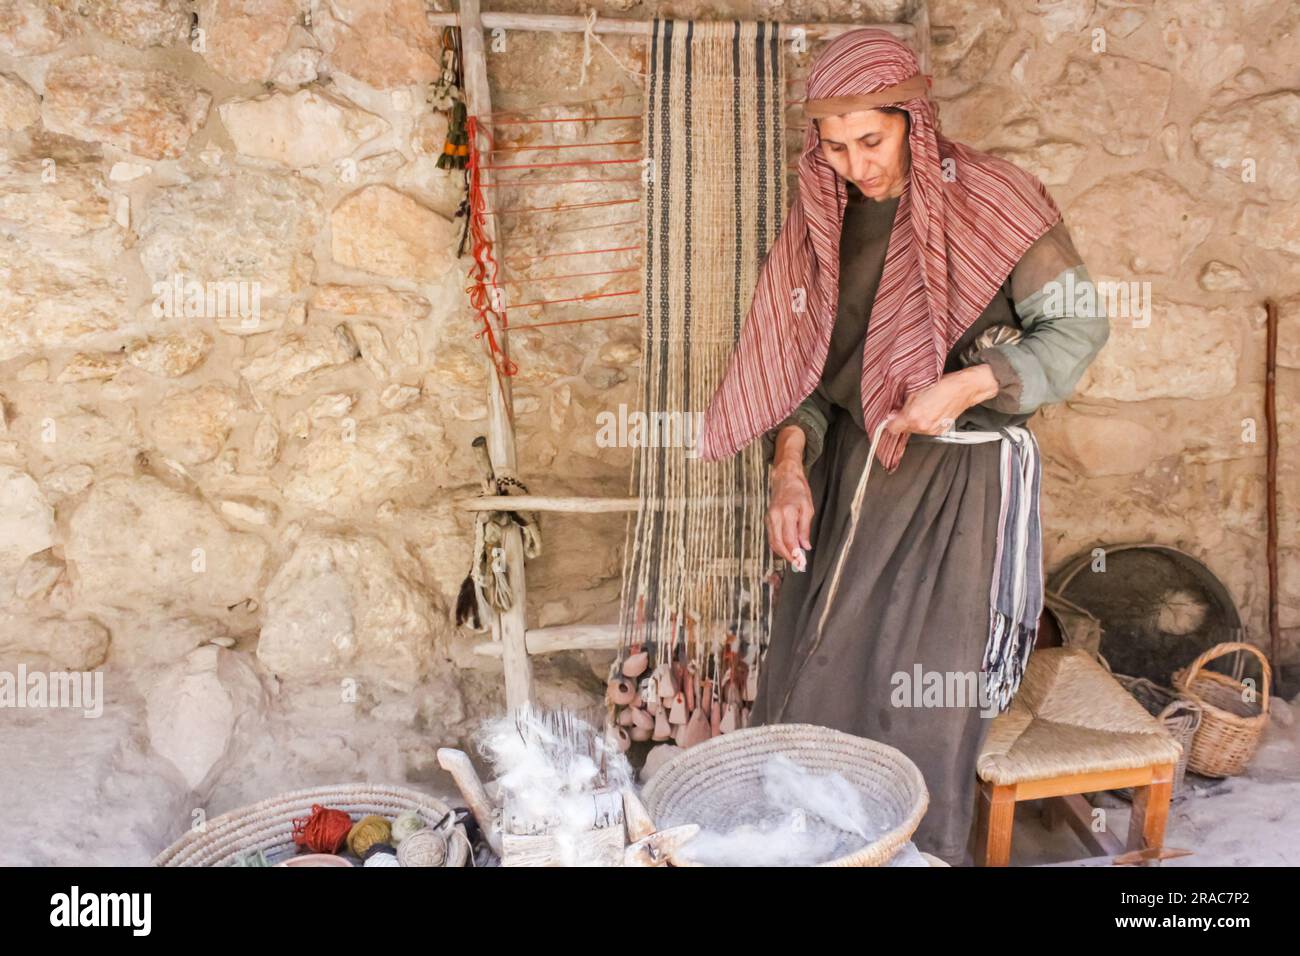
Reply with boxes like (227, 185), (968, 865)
(464, 112), (518, 380)
(462, 103), (647, 390)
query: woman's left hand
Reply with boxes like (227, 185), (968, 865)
(885, 365), (999, 436)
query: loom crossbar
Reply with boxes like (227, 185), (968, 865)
(426, 11), (916, 45)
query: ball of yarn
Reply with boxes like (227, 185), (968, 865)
(390, 811), (426, 846)
(347, 815), (392, 858)
(291, 804), (353, 854)
(396, 828), (447, 867)
(362, 842), (400, 867)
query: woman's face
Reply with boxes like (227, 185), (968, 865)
(816, 108), (910, 201)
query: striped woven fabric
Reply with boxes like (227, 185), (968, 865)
(696, 28), (1063, 472)
(618, 18), (785, 669)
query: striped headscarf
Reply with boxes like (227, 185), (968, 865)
(696, 28), (1062, 471)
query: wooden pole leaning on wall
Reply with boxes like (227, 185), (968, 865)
(456, 0), (534, 712)
(1264, 299), (1280, 691)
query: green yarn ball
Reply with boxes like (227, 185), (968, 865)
(390, 811), (426, 846)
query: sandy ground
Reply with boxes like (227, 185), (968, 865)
(2, 675), (1296, 866)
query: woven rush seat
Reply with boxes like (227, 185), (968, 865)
(974, 647), (1182, 866)
(978, 647), (1183, 785)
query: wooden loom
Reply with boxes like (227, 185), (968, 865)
(439, 0), (932, 714)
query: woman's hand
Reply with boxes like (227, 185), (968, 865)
(885, 365), (999, 436)
(768, 457), (814, 565)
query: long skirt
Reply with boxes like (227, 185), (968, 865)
(750, 405), (1006, 865)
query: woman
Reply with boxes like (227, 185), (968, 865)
(695, 30), (1109, 864)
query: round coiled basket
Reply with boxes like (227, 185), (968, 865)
(641, 724), (928, 867)
(153, 783), (470, 867)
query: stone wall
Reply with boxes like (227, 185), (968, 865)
(922, 0), (1299, 678)
(0, 0), (1296, 861)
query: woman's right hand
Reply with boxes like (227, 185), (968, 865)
(767, 457), (814, 564)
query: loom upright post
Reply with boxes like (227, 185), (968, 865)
(458, 0), (534, 712)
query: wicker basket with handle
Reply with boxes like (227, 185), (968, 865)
(641, 723), (928, 867)
(1172, 642), (1271, 779)
(153, 783), (470, 867)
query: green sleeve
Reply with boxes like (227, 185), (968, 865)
(973, 264), (1110, 416)
(761, 387), (832, 469)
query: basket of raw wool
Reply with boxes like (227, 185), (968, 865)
(640, 724), (928, 867)
(153, 783), (471, 868)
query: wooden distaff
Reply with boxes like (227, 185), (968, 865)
(437, 747), (503, 858)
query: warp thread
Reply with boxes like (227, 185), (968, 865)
(291, 804), (353, 854)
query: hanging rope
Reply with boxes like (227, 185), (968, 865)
(579, 9), (649, 85)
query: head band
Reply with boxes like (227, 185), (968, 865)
(802, 74), (931, 119)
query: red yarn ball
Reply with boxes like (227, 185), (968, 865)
(291, 804), (353, 854)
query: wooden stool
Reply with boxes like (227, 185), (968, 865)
(974, 647), (1182, 866)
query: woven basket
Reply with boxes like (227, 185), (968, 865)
(641, 724), (928, 867)
(1113, 675), (1202, 797)
(153, 783), (470, 867)
(1173, 642), (1271, 779)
